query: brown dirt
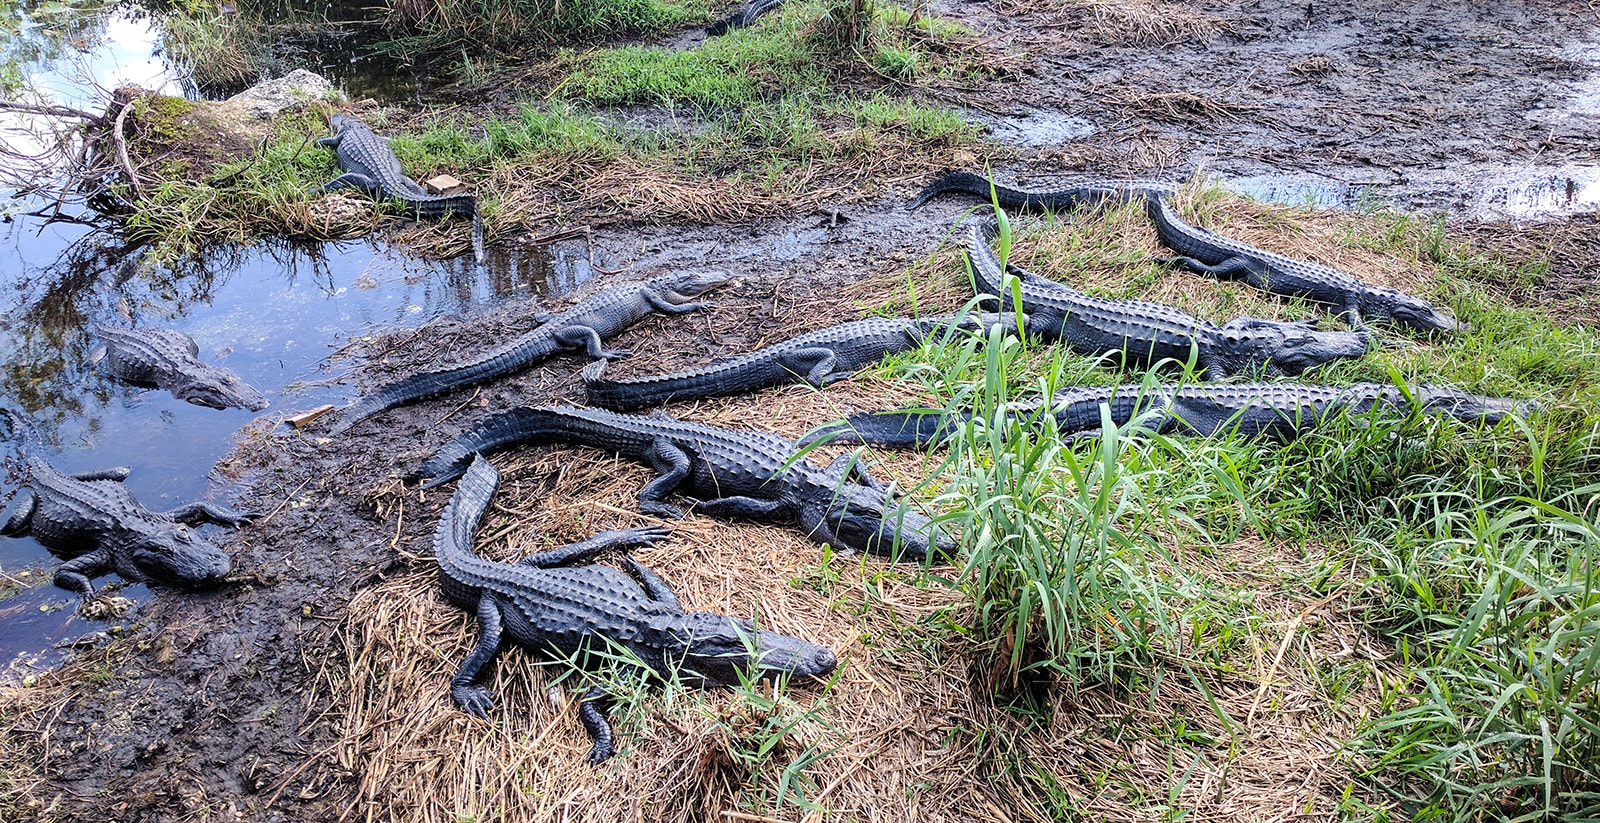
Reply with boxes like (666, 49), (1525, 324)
(3, 0), (1598, 820)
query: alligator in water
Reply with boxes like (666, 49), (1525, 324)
(316, 113), (485, 262)
(330, 272), (729, 435)
(91, 324), (269, 411)
(437, 454), (837, 762)
(801, 382), (1532, 449)
(961, 224), (1368, 378)
(707, 0), (784, 35)
(581, 312), (1003, 411)
(0, 405), (246, 602)
(416, 405), (952, 561)
(1145, 195), (1460, 335)
(907, 171), (1460, 335)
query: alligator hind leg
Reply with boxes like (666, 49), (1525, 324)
(1, 491), (36, 536)
(640, 440), (693, 519)
(1164, 255), (1254, 281)
(53, 548), (111, 598)
(776, 348), (842, 386)
(451, 595), (505, 717)
(165, 501), (254, 527)
(320, 173), (380, 195)
(518, 526), (672, 568)
(551, 325), (630, 360)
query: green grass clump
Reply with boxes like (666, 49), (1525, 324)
(866, 190), (1600, 817)
(381, 0), (711, 54)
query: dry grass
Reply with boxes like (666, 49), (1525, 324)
(1059, 0), (1228, 46)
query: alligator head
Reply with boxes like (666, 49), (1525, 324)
(122, 522), (233, 588)
(174, 367), (269, 411)
(654, 271), (732, 305)
(1413, 386), (1537, 425)
(797, 483), (954, 562)
(1363, 287), (1460, 335)
(1215, 317), (1369, 377)
(655, 612), (838, 686)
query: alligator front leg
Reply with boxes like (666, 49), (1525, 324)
(551, 325), (630, 360)
(826, 451), (885, 492)
(72, 466), (132, 482)
(579, 684), (618, 763)
(639, 440), (693, 519)
(518, 526), (671, 568)
(686, 495), (789, 522)
(53, 548), (112, 598)
(165, 501), (254, 528)
(451, 595), (505, 717)
(618, 556), (681, 609)
(642, 291), (711, 315)
(1, 490), (35, 536)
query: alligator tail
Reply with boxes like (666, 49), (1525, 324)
(414, 407), (568, 487)
(582, 357), (783, 411)
(0, 404), (44, 455)
(798, 410), (962, 450)
(434, 454), (499, 566)
(331, 338), (555, 435)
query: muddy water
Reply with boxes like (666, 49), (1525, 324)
(0, 6), (581, 677)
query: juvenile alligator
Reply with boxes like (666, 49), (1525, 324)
(707, 0), (784, 35)
(316, 114), (485, 262)
(581, 312), (1002, 411)
(318, 114), (476, 219)
(91, 324), (269, 411)
(907, 171), (1460, 335)
(330, 272), (729, 435)
(802, 382), (1532, 449)
(437, 454), (837, 763)
(962, 224), (1368, 378)
(416, 405), (952, 562)
(0, 406), (245, 601)
(1146, 195), (1460, 335)
(907, 170), (1174, 212)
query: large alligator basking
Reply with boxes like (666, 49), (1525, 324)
(581, 312), (1002, 411)
(437, 454), (837, 763)
(0, 406), (245, 602)
(909, 170), (1460, 335)
(802, 382), (1532, 449)
(416, 405), (952, 561)
(91, 324), (269, 411)
(316, 113), (485, 262)
(331, 272), (729, 435)
(961, 224), (1368, 378)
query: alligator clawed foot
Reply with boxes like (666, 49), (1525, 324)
(79, 593), (134, 621)
(599, 349), (632, 360)
(451, 684), (495, 718)
(585, 742), (616, 764)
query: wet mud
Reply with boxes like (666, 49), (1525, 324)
(3, 0), (1598, 819)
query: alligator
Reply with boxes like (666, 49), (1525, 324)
(961, 224), (1368, 378)
(91, 324), (269, 411)
(801, 382), (1532, 449)
(416, 405), (952, 562)
(581, 312), (1003, 411)
(1144, 194), (1460, 335)
(0, 405), (245, 601)
(316, 113), (485, 263)
(905, 171), (1460, 335)
(707, 0), (784, 35)
(330, 272), (729, 435)
(907, 170), (1175, 213)
(437, 454), (837, 763)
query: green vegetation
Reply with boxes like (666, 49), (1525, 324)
(380, 0), (712, 54)
(868, 191), (1600, 819)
